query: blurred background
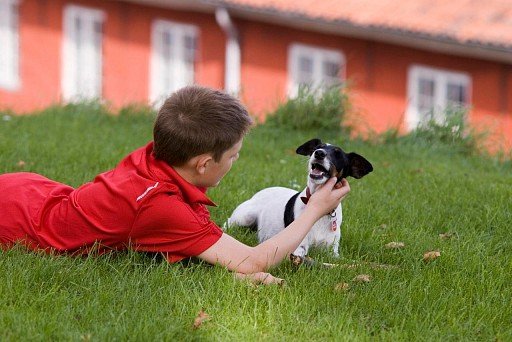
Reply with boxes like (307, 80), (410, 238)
(0, 0), (511, 151)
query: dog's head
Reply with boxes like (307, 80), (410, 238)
(296, 138), (373, 185)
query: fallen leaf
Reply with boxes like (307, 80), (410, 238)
(385, 241), (405, 249)
(17, 160), (26, 167)
(192, 310), (210, 329)
(352, 274), (371, 283)
(439, 232), (455, 240)
(423, 251), (441, 262)
(334, 282), (350, 291)
(377, 224), (388, 229)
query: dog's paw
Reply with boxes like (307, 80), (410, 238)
(290, 254), (339, 269)
(289, 254), (317, 268)
(290, 254), (304, 267)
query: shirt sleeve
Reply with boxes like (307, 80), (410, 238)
(129, 193), (223, 263)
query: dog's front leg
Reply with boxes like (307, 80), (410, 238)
(332, 241), (340, 258)
(292, 244), (308, 258)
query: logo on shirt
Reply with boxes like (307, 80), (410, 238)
(136, 182), (159, 202)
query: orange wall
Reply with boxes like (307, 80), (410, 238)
(236, 18), (512, 150)
(1, 0), (511, 150)
(0, 0), (225, 112)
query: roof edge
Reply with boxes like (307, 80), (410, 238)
(122, 0), (512, 64)
(216, 2), (512, 64)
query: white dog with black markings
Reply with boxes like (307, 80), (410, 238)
(226, 138), (373, 259)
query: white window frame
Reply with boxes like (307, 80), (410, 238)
(0, 0), (20, 90)
(287, 43), (345, 97)
(406, 65), (471, 129)
(61, 4), (105, 102)
(149, 19), (198, 107)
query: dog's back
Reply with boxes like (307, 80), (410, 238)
(227, 186), (297, 241)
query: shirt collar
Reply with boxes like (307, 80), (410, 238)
(144, 142), (217, 207)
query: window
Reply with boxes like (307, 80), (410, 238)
(406, 65), (471, 129)
(0, 0), (20, 90)
(150, 20), (198, 107)
(62, 5), (105, 101)
(288, 43), (345, 97)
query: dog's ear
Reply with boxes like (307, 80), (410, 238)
(296, 138), (322, 156)
(347, 153), (373, 179)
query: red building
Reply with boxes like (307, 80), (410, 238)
(1, 0), (511, 150)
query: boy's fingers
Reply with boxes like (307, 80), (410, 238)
(339, 178), (349, 190)
(333, 179), (350, 198)
(334, 178), (345, 189)
(235, 272), (285, 286)
(320, 177), (337, 191)
(260, 273), (285, 285)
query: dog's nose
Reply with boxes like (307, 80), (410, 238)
(314, 150), (326, 159)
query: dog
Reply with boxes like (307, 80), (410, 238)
(226, 138), (373, 259)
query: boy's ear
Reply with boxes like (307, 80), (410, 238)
(196, 155), (213, 175)
(296, 138), (322, 156)
(347, 153), (373, 179)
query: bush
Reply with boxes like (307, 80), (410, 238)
(381, 107), (480, 155)
(118, 103), (156, 118)
(265, 85), (350, 132)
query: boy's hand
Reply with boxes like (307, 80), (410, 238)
(307, 177), (350, 218)
(235, 272), (285, 286)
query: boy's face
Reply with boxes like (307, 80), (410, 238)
(203, 139), (243, 187)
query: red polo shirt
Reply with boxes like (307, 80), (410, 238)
(0, 142), (223, 262)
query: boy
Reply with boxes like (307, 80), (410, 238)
(0, 85), (350, 284)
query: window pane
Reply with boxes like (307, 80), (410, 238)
(322, 61), (340, 78)
(63, 7), (104, 100)
(299, 56), (313, 73)
(183, 35), (196, 84)
(162, 31), (172, 60)
(74, 16), (82, 35)
(161, 31), (172, 92)
(447, 83), (467, 105)
(0, 0), (19, 89)
(11, 2), (18, 31)
(74, 17), (83, 89)
(151, 23), (197, 104)
(418, 78), (435, 113)
(419, 78), (434, 96)
(322, 60), (342, 90)
(296, 55), (313, 86)
(183, 35), (196, 62)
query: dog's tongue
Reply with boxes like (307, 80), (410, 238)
(311, 169), (324, 176)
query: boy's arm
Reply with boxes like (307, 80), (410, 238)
(197, 178), (350, 274)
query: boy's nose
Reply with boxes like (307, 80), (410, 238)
(314, 150), (326, 159)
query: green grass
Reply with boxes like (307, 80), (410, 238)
(1, 107), (511, 341)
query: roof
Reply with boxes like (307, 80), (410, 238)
(129, 0), (512, 62)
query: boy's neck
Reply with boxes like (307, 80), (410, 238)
(173, 164), (200, 187)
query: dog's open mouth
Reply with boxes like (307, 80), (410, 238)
(310, 163), (329, 180)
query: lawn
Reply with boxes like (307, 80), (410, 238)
(0, 105), (511, 341)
